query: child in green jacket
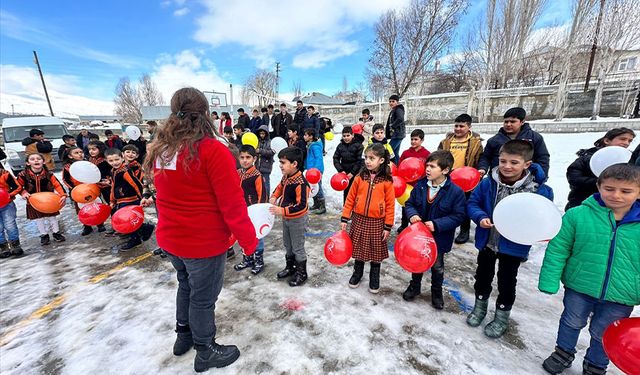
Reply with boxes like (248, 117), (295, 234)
(538, 164), (640, 375)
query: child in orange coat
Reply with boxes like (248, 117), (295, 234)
(341, 143), (395, 293)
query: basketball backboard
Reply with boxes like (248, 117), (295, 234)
(203, 91), (228, 109)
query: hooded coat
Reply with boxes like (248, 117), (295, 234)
(255, 125), (275, 175)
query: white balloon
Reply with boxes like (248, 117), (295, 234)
(493, 193), (562, 246)
(271, 137), (288, 154)
(247, 203), (275, 239)
(333, 122), (344, 133)
(589, 146), (632, 177)
(70, 161), (101, 184)
(125, 125), (141, 141)
(309, 183), (320, 198)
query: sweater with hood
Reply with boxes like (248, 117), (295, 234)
(255, 125), (275, 175)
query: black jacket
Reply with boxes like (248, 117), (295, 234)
(565, 147), (598, 210)
(385, 104), (405, 140)
(255, 125), (275, 175)
(294, 106), (308, 126)
(477, 123), (550, 178)
(237, 114), (251, 129)
(22, 137), (53, 153)
(272, 112), (293, 139)
(333, 134), (365, 175)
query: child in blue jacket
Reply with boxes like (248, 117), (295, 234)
(403, 150), (466, 309)
(467, 140), (554, 338)
(304, 129), (325, 214)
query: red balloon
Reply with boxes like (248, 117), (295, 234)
(390, 162), (398, 176)
(450, 167), (481, 192)
(324, 230), (353, 266)
(352, 124), (363, 134)
(394, 222), (438, 273)
(0, 188), (10, 208)
(392, 176), (407, 198)
(330, 172), (350, 191)
(305, 168), (322, 184)
(78, 203), (111, 226)
(603, 317), (640, 375)
(112, 205), (145, 234)
(398, 157), (426, 183)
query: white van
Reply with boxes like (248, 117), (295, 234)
(1, 116), (69, 174)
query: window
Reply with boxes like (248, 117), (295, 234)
(618, 57), (637, 71)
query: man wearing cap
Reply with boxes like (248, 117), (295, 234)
(22, 128), (55, 170)
(385, 94), (406, 164)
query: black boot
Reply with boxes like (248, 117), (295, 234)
(582, 361), (606, 375)
(288, 260), (308, 287)
(309, 199), (320, 212)
(226, 247), (236, 260)
(454, 219), (470, 244)
(277, 256), (296, 279)
(431, 287), (444, 310)
(233, 254), (254, 271)
(349, 260), (365, 288)
(120, 234), (142, 251)
(52, 232), (66, 242)
(250, 253), (264, 275)
(9, 240), (24, 257)
(369, 262), (381, 294)
(97, 224), (107, 232)
(40, 234), (50, 246)
(173, 324), (193, 356)
(542, 346), (575, 374)
(81, 225), (93, 236)
(0, 243), (10, 258)
(313, 199), (326, 215)
(402, 273), (423, 301)
(193, 340), (240, 372)
(140, 223), (155, 241)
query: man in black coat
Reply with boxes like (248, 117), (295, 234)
(385, 94), (405, 164)
(272, 103), (293, 140)
(293, 100), (308, 129)
(236, 108), (251, 130)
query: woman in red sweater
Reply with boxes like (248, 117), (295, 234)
(145, 87), (257, 373)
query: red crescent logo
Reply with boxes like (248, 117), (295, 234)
(259, 223), (270, 235)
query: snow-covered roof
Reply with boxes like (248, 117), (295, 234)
(296, 92), (344, 105)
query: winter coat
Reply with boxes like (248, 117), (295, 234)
(57, 144), (73, 162)
(565, 147), (598, 211)
(0, 170), (21, 200)
(369, 137), (395, 160)
(302, 112), (321, 137)
(630, 144), (640, 166)
(333, 134), (365, 175)
(271, 170), (309, 219)
(238, 165), (267, 206)
(438, 132), (484, 168)
(76, 132), (98, 150)
(22, 137), (54, 170)
(467, 163), (554, 258)
(106, 135), (124, 150)
(477, 123), (550, 178)
(539, 195), (640, 306)
(255, 126), (275, 175)
(359, 116), (375, 144)
(294, 106), (308, 126)
(288, 137), (307, 171)
(237, 113), (251, 130)
(341, 170), (395, 231)
(305, 140), (324, 173)
(405, 177), (467, 254)
(249, 116), (263, 133)
(153, 137), (258, 258)
(272, 112), (293, 139)
(385, 104), (406, 140)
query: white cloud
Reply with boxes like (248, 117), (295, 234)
(173, 7), (190, 17)
(192, 0), (409, 69)
(0, 65), (114, 116)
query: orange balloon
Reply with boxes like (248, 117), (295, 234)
(71, 183), (101, 203)
(29, 192), (64, 214)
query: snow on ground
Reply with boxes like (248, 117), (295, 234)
(0, 132), (638, 374)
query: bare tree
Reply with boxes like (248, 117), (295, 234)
(342, 76), (349, 94)
(368, 0), (467, 97)
(138, 74), (164, 106)
(242, 69), (277, 107)
(292, 80), (303, 99)
(114, 77), (142, 123)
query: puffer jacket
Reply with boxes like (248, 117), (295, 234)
(302, 112), (320, 136)
(333, 134), (365, 175)
(539, 195), (640, 306)
(22, 137), (54, 170)
(341, 169), (395, 231)
(385, 104), (405, 140)
(255, 126), (275, 175)
(305, 140), (324, 173)
(565, 147), (598, 211)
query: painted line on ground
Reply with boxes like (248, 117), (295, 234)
(305, 231), (334, 237)
(0, 252), (152, 347)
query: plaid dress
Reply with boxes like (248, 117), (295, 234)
(350, 212), (388, 262)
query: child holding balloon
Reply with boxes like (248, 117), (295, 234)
(17, 153), (67, 246)
(539, 163), (640, 375)
(466, 140), (553, 338)
(87, 140), (112, 208)
(397, 129), (431, 233)
(402, 150), (466, 309)
(0, 163), (24, 257)
(341, 143), (395, 294)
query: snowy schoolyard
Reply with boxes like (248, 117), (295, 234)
(1, 130), (638, 374)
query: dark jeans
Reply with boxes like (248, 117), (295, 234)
(458, 191), (472, 233)
(556, 288), (634, 369)
(473, 249), (523, 310)
(389, 138), (402, 164)
(413, 252), (445, 289)
(167, 252), (226, 346)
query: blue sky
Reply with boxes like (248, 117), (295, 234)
(0, 0), (571, 115)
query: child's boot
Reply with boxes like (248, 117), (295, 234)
(582, 361), (606, 375)
(250, 253), (264, 275)
(466, 297), (489, 327)
(369, 262), (381, 294)
(402, 273), (423, 301)
(40, 234), (50, 246)
(9, 240), (24, 257)
(233, 254), (254, 271)
(193, 340), (240, 373)
(140, 223), (155, 241)
(542, 346), (575, 374)
(120, 234), (142, 251)
(52, 232), (66, 242)
(288, 260), (307, 287)
(81, 225), (93, 236)
(484, 307), (511, 338)
(309, 199), (320, 212)
(0, 243), (10, 258)
(431, 287), (444, 310)
(454, 219), (471, 244)
(313, 199), (326, 215)
(277, 256), (296, 279)
(97, 224), (107, 232)
(173, 323), (193, 356)
(349, 260), (365, 288)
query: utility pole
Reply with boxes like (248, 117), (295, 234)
(275, 62), (281, 101)
(584, 0), (605, 92)
(11, 104), (14, 115)
(33, 50), (54, 116)
(229, 84), (234, 114)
